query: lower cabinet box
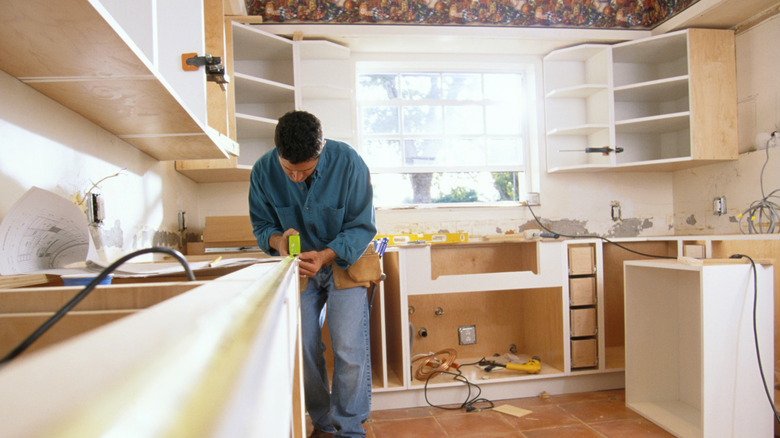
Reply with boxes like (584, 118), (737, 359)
(569, 277), (596, 306)
(570, 307), (597, 337)
(571, 338), (598, 368)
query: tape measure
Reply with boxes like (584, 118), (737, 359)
(288, 235), (301, 255)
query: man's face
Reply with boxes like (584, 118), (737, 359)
(278, 156), (319, 183)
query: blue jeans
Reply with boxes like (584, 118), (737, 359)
(300, 265), (371, 437)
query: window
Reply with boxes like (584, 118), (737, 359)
(356, 61), (537, 207)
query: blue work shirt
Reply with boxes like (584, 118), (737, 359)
(248, 139), (377, 269)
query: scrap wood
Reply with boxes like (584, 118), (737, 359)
(493, 404), (532, 419)
(0, 274), (59, 289)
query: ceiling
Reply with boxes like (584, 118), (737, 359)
(251, 0), (780, 54)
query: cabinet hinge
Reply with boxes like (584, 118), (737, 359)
(181, 53), (229, 86)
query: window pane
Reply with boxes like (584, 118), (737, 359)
(363, 139), (402, 167)
(444, 105), (484, 135)
(372, 172), (522, 207)
(402, 106), (442, 134)
(443, 73), (482, 100)
(400, 74), (441, 100)
(403, 139), (443, 166)
(372, 174), (414, 205)
(356, 66), (533, 206)
(360, 106), (399, 134)
(447, 138), (486, 166)
(484, 73), (522, 100)
(486, 104), (522, 135)
(357, 74), (398, 100)
(487, 138), (523, 165)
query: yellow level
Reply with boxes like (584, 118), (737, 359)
(375, 233), (468, 246)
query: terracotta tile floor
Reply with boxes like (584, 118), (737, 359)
(307, 389), (677, 437)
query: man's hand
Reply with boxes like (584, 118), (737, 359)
(298, 248), (337, 278)
(270, 228), (299, 256)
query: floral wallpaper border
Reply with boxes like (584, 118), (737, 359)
(246, 0), (698, 29)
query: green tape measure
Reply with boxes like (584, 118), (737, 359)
(288, 235), (301, 256)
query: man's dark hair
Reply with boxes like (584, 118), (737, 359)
(274, 111), (323, 164)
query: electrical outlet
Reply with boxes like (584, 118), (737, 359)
(526, 192), (540, 206)
(178, 210), (187, 231)
(610, 201), (621, 222)
(713, 196), (727, 216)
(86, 193), (104, 224)
(458, 325), (476, 345)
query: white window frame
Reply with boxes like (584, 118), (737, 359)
(353, 53), (543, 206)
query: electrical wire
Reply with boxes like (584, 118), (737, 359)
(524, 203), (675, 259)
(0, 247), (195, 367)
(423, 368), (494, 412)
(739, 131), (780, 234)
(412, 348), (458, 380)
(729, 254), (780, 424)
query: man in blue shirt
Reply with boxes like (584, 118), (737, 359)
(249, 111), (376, 438)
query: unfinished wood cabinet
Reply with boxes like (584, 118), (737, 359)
(0, 282), (200, 358)
(176, 21), (297, 182)
(544, 28), (737, 172)
(177, 26), (354, 183)
(0, 0), (236, 161)
(567, 242), (599, 369)
(371, 241), (623, 410)
(0, 260), (305, 438)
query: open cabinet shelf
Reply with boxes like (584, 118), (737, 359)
(544, 28), (736, 173)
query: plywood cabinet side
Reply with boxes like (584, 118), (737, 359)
(204, 0), (233, 148)
(0, 260), (305, 438)
(0, 0), (234, 161)
(687, 28), (737, 161)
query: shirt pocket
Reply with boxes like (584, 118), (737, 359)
(310, 203), (345, 241)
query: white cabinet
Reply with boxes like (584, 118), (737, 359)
(624, 259), (774, 437)
(543, 45), (614, 171)
(176, 27), (353, 182)
(296, 41), (354, 144)
(544, 29), (737, 172)
(232, 23), (297, 169)
(0, 0), (236, 161)
(175, 21), (296, 182)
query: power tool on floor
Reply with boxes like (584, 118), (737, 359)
(480, 356), (541, 374)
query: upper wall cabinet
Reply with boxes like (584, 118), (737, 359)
(176, 22), (296, 182)
(176, 24), (353, 183)
(544, 28), (737, 173)
(0, 0), (237, 161)
(296, 40), (354, 144)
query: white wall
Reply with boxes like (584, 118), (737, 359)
(0, 70), (201, 263)
(4, 14), (775, 260)
(673, 13), (780, 235)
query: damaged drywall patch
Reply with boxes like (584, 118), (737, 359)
(608, 218), (654, 238)
(153, 230), (182, 248)
(686, 214), (697, 226)
(519, 218), (592, 237)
